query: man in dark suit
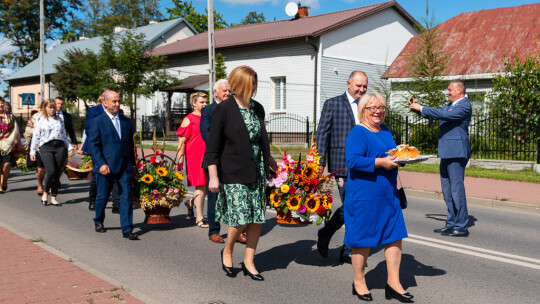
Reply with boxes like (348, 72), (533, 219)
(201, 79), (249, 244)
(83, 88), (122, 212)
(54, 97), (78, 150)
(87, 90), (138, 240)
(409, 80), (472, 237)
(316, 71), (368, 263)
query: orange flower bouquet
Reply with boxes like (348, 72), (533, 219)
(267, 142), (337, 225)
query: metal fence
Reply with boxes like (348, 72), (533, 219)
(385, 111), (539, 163)
(267, 113), (311, 144)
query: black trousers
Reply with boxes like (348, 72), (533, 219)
(39, 140), (67, 197)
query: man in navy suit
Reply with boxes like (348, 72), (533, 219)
(83, 88), (122, 212)
(409, 79), (472, 237)
(88, 90), (138, 240)
(201, 79), (242, 244)
(316, 71), (368, 263)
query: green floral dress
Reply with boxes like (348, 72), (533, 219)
(216, 102), (266, 226)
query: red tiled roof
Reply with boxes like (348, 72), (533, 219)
(384, 3), (540, 78)
(152, 0), (418, 56)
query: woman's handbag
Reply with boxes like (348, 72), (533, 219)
(397, 174), (407, 209)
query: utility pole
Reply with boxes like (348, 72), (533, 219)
(208, 0), (215, 102)
(39, 0), (45, 102)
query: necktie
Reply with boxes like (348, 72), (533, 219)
(353, 100), (359, 105)
(114, 117), (121, 139)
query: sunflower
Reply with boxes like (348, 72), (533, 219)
(304, 194), (320, 213)
(270, 191), (281, 207)
(286, 195), (301, 211)
(302, 163), (319, 180)
(141, 174), (153, 184)
(156, 167), (168, 177)
(321, 195), (329, 209)
(175, 171), (184, 181)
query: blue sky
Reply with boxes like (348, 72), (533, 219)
(160, 0), (540, 26)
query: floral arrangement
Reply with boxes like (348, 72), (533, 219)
(67, 153), (92, 170)
(134, 132), (186, 210)
(267, 141), (337, 225)
(14, 151), (34, 172)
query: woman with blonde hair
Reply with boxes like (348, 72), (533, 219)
(206, 66), (277, 280)
(0, 97), (22, 193)
(30, 99), (75, 206)
(25, 101), (48, 195)
(177, 91), (209, 227)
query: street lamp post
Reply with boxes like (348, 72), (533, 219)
(208, 0), (215, 102)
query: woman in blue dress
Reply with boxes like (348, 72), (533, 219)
(344, 92), (413, 302)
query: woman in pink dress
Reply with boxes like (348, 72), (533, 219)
(177, 92), (209, 227)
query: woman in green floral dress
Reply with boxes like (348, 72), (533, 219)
(206, 66), (277, 280)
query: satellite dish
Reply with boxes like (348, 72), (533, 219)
(285, 2), (299, 17)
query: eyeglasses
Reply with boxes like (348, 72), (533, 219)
(365, 106), (386, 113)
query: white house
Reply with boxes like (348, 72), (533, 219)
(152, 0), (419, 136)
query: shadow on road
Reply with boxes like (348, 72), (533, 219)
(133, 214), (195, 236)
(364, 253), (446, 290)
(425, 213), (477, 228)
(257, 239), (318, 272)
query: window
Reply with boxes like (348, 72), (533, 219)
(272, 77), (286, 111)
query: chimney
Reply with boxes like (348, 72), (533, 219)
(79, 36), (89, 40)
(149, 20), (158, 25)
(295, 6), (309, 19)
(114, 26), (127, 33)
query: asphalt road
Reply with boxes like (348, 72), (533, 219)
(1, 169), (539, 304)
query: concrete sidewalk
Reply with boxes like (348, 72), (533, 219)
(0, 224), (146, 304)
(400, 171), (540, 214)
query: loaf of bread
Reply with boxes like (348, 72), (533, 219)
(386, 144), (420, 159)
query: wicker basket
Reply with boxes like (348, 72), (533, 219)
(276, 210), (312, 225)
(64, 165), (92, 180)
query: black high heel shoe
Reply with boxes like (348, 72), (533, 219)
(241, 262), (264, 281)
(221, 249), (236, 278)
(352, 283), (373, 301)
(385, 284), (414, 303)
(41, 199), (48, 206)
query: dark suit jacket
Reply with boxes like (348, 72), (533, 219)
(87, 112), (135, 176)
(316, 92), (356, 177)
(420, 98), (472, 159)
(200, 100), (218, 169)
(205, 96), (270, 184)
(60, 111), (78, 145)
(82, 104), (124, 153)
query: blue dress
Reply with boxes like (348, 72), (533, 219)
(343, 125), (408, 247)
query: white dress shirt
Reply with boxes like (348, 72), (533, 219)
(346, 91), (360, 125)
(105, 111), (121, 139)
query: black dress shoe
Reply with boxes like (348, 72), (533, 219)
(317, 229), (330, 258)
(442, 229), (469, 237)
(385, 284), (414, 303)
(241, 262), (264, 281)
(111, 206), (120, 214)
(434, 226), (453, 233)
(221, 248), (236, 278)
(123, 232), (139, 240)
(95, 223), (106, 233)
(352, 283), (373, 301)
(339, 245), (352, 264)
(89, 201), (95, 211)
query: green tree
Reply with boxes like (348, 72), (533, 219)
(167, 0), (227, 32)
(215, 53), (227, 80)
(0, 0), (82, 68)
(239, 11), (266, 25)
(489, 55), (539, 119)
(51, 49), (114, 109)
(99, 31), (181, 120)
(404, 3), (449, 109)
(63, 0), (162, 40)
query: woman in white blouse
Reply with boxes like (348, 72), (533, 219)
(30, 99), (74, 206)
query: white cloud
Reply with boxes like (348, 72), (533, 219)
(0, 37), (17, 55)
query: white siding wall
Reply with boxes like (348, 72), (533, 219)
(167, 40), (317, 121)
(321, 8), (417, 66)
(320, 57), (388, 107)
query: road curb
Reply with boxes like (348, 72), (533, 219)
(405, 189), (540, 215)
(0, 221), (162, 304)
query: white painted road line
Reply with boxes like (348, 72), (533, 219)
(406, 234), (540, 270)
